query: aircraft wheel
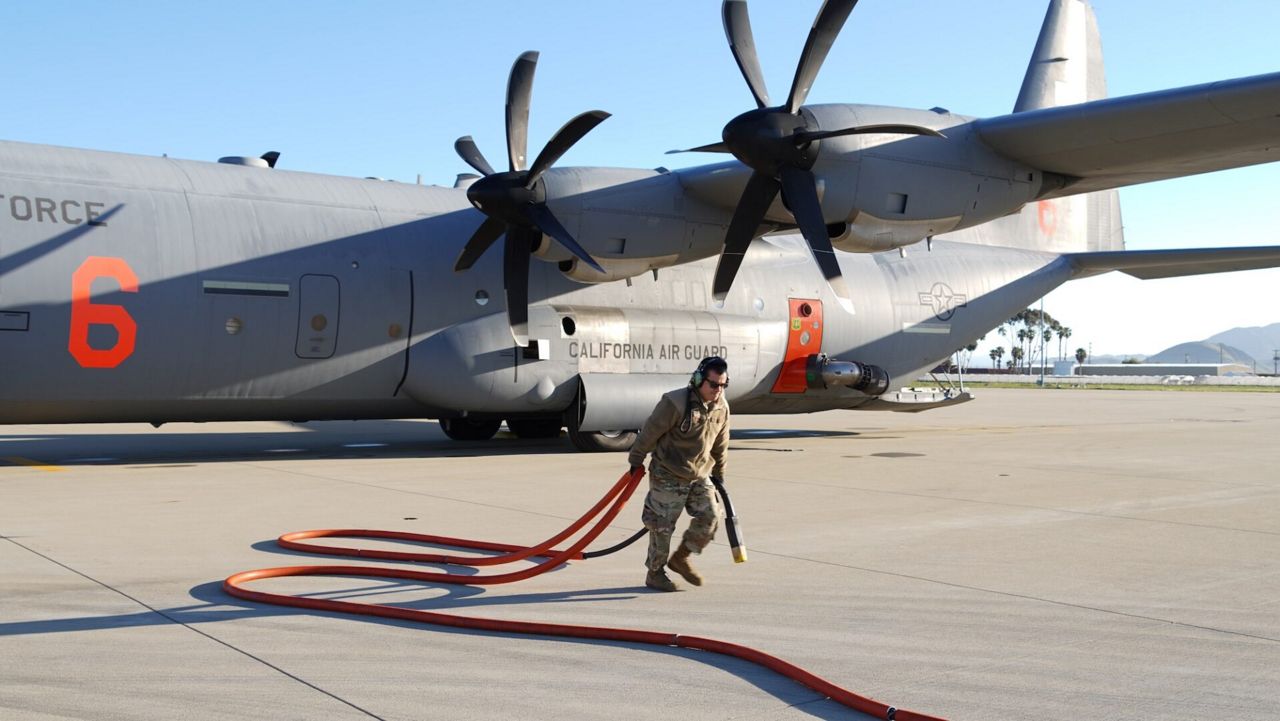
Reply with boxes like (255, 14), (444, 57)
(506, 418), (563, 439)
(439, 417), (501, 441)
(567, 426), (637, 453)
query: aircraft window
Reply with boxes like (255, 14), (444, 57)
(561, 317), (576, 336)
(311, 314), (328, 332)
(474, 290), (490, 306)
(225, 317), (243, 335)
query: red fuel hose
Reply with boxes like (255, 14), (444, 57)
(223, 469), (946, 721)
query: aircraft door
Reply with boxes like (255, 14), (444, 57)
(295, 274), (340, 359)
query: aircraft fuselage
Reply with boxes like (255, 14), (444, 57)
(0, 139), (1066, 429)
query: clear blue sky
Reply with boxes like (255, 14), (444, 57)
(2, 1), (1277, 358)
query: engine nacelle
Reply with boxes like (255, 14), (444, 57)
(801, 104), (1041, 253)
(558, 255), (679, 284)
(805, 353), (891, 396)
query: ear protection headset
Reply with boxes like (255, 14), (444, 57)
(690, 356), (728, 387)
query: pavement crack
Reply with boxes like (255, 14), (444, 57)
(761, 475), (1280, 537)
(749, 545), (1280, 645)
(1, 534), (387, 721)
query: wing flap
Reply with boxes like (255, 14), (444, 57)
(978, 72), (1280, 198)
(1068, 246), (1280, 280)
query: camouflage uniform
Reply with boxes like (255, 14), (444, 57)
(628, 386), (730, 572)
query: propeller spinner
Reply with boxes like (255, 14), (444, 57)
(453, 51), (609, 345)
(686, 0), (943, 312)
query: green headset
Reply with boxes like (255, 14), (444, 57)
(690, 355), (728, 387)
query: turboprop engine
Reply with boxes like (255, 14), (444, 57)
(804, 353), (891, 396)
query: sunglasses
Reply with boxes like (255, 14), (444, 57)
(704, 379), (729, 390)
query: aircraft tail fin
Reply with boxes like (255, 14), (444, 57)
(1015, 0), (1124, 253)
(1015, 0), (1107, 112)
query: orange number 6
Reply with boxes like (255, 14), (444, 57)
(69, 256), (138, 368)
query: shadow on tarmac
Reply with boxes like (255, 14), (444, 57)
(0, 420), (879, 468)
(1, 538), (851, 719)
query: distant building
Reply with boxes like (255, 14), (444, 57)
(1074, 363), (1254, 377)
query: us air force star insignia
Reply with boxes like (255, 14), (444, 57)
(918, 282), (968, 321)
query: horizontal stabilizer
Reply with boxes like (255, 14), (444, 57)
(978, 72), (1280, 198)
(1067, 245), (1280, 280)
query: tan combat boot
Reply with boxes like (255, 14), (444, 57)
(645, 569), (679, 592)
(667, 546), (704, 586)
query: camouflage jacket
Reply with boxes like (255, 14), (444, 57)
(627, 386), (729, 482)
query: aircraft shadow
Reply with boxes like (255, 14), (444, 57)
(0, 420), (874, 467)
(0, 574), (851, 719)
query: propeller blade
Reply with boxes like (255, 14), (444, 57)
(455, 136), (496, 177)
(506, 51), (538, 172)
(722, 0), (770, 109)
(454, 216), (507, 272)
(525, 110), (611, 187)
(528, 204), (605, 274)
(794, 123), (945, 144)
(503, 226), (538, 346)
(665, 142), (731, 155)
(778, 165), (853, 312)
(713, 171), (781, 301)
(786, 0), (858, 113)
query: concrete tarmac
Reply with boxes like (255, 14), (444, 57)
(2, 388), (1278, 720)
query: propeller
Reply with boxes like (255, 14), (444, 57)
(683, 0), (944, 311)
(453, 51), (609, 345)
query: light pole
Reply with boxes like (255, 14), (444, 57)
(1037, 297), (1047, 386)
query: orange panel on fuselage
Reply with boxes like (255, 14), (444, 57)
(771, 298), (822, 394)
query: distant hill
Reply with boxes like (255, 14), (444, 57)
(1206, 323), (1280, 367)
(1148, 341), (1256, 366)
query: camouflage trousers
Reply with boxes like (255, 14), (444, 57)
(641, 471), (720, 572)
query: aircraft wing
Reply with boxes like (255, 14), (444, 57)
(977, 72), (1280, 199)
(1067, 245), (1280, 280)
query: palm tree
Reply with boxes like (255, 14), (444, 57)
(991, 346), (1006, 371)
(1075, 347), (1087, 365)
(1011, 346), (1025, 372)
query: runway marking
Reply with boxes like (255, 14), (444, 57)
(2, 456), (64, 471)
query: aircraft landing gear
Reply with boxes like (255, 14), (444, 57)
(567, 426), (637, 453)
(506, 418), (563, 439)
(439, 417), (501, 441)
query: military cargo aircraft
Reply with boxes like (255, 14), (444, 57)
(3, 0), (1279, 451)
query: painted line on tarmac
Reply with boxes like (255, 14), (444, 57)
(2, 456), (64, 472)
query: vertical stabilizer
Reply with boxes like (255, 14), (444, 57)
(1013, 0), (1123, 252)
(1015, 0), (1107, 112)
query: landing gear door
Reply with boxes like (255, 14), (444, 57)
(295, 274), (340, 359)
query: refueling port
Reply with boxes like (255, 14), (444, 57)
(804, 354), (891, 396)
